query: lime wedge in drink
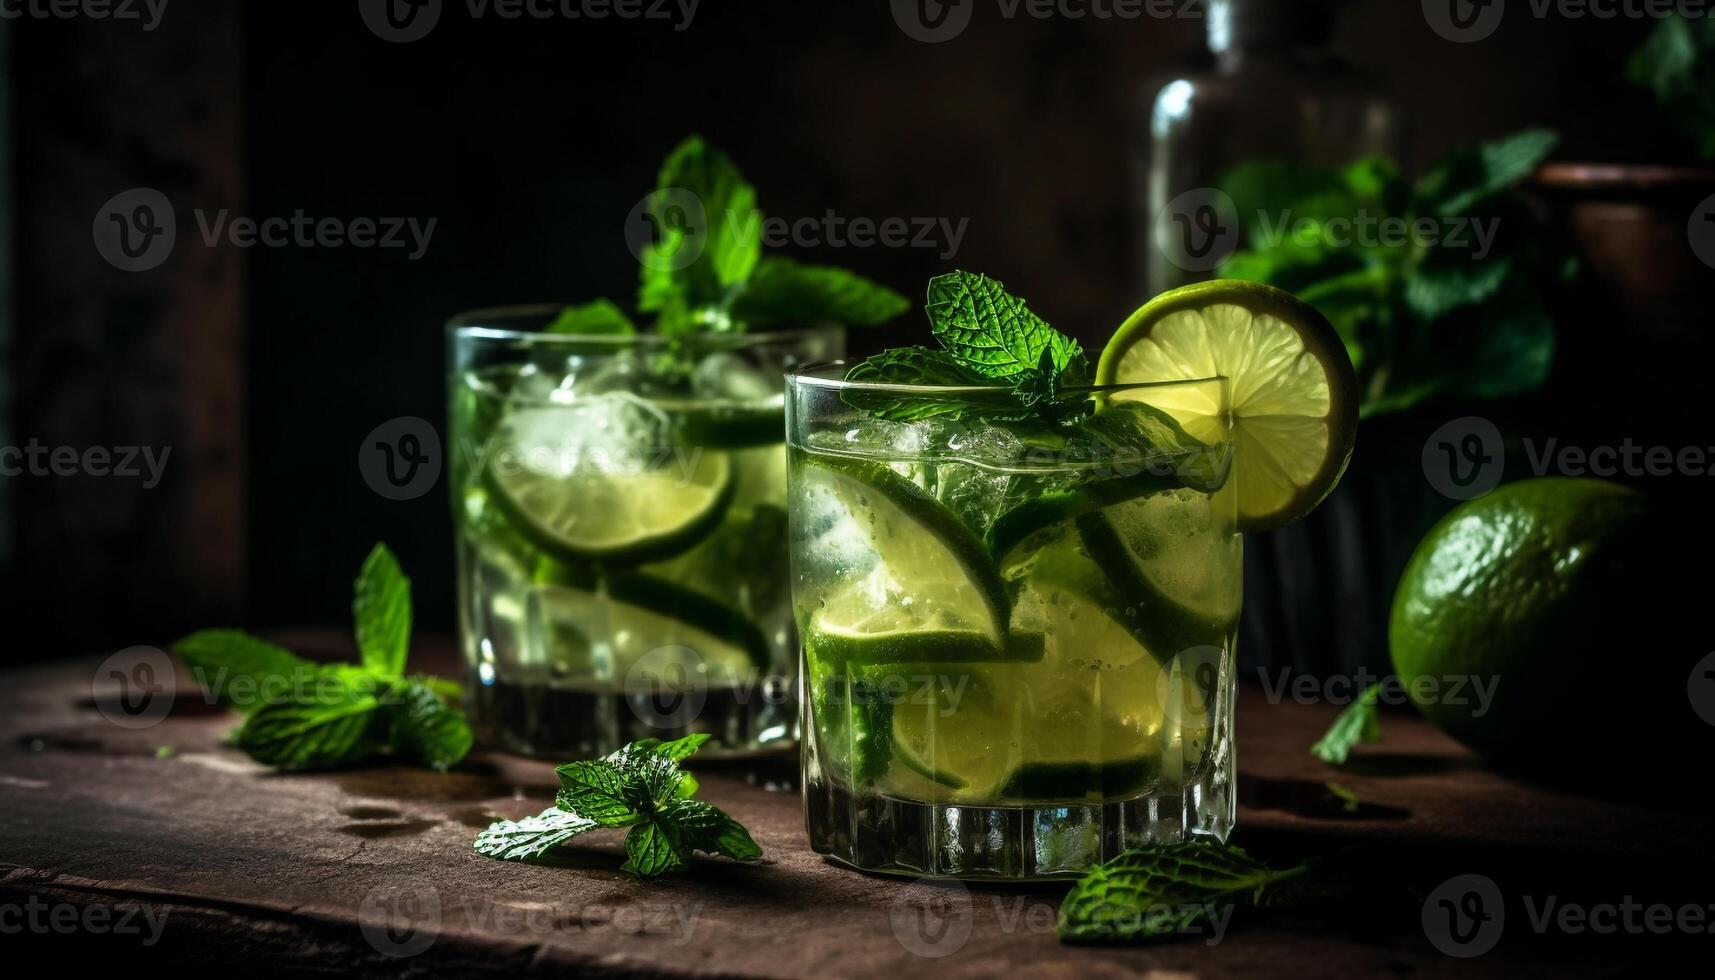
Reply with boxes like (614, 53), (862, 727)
(983, 400), (1231, 562)
(1073, 492), (1243, 660)
(660, 400), (787, 449)
(533, 558), (770, 676)
(796, 454), (1014, 659)
(485, 406), (735, 565)
(1098, 280), (1357, 532)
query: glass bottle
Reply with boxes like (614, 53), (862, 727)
(1141, 0), (1402, 294)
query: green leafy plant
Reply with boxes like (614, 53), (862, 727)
(844, 270), (1093, 424)
(173, 544), (472, 771)
(1058, 842), (1308, 944)
(551, 136), (908, 338)
(1310, 683), (1382, 765)
(474, 734), (761, 877)
(1216, 129), (1572, 417)
(1630, 13), (1715, 161)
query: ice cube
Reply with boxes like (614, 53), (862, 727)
(498, 393), (672, 479)
(565, 349), (648, 398)
(506, 361), (571, 407)
(692, 351), (780, 404)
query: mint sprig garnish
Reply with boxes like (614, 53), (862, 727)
(1310, 682), (1382, 765)
(1057, 842), (1308, 944)
(474, 734), (762, 877)
(926, 270), (1090, 400)
(173, 543), (473, 772)
(639, 136), (762, 315)
(844, 270), (1093, 423)
(730, 257), (911, 327)
(544, 298), (638, 336)
(553, 135), (907, 337)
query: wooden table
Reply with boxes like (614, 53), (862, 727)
(3, 636), (1709, 976)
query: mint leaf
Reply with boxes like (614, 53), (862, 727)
(1629, 16), (1715, 160)
(475, 806), (599, 861)
(1058, 843), (1307, 944)
(1404, 255), (1513, 323)
(621, 818), (687, 877)
(925, 271), (1088, 392)
(638, 136), (762, 314)
(730, 257), (909, 327)
(352, 543), (411, 678)
(1311, 683), (1382, 765)
(666, 799), (762, 862)
(387, 678), (473, 771)
(232, 681), (382, 770)
(842, 347), (1033, 423)
(476, 736), (761, 876)
(555, 760), (647, 827)
(172, 629), (314, 715)
(544, 299), (637, 336)
(632, 732), (711, 763)
(1414, 128), (1558, 217)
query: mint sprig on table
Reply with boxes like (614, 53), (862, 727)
(1058, 842), (1308, 944)
(474, 734), (762, 877)
(549, 135), (908, 338)
(844, 270), (1094, 423)
(1310, 682), (1383, 765)
(172, 544), (472, 772)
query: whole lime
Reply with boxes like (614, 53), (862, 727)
(1390, 478), (1675, 766)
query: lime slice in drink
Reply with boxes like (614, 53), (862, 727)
(984, 401), (1232, 562)
(1098, 280), (1357, 532)
(876, 532), (1192, 804)
(533, 559), (770, 675)
(660, 400), (786, 449)
(485, 406), (735, 565)
(796, 455), (1013, 656)
(1072, 494), (1243, 660)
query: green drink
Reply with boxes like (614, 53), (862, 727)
(451, 309), (841, 758)
(788, 272), (1356, 878)
(788, 365), (1240, 878)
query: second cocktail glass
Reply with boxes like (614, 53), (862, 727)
(451, 309), (842, 759)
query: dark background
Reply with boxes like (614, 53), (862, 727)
(0, 0), (1689, 660)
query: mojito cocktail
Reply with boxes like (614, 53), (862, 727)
(789, 271), (1356, 879)
(789, 366), (1240, 877)
(452, 310), (841, 758)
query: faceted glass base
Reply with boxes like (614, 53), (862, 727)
(803, 754), (1234, 881)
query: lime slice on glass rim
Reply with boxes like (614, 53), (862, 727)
(484, 407), (735, 565)
(1097, 280), (1358, 532)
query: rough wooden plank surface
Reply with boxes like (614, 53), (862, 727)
(1, 637), (1707, 976)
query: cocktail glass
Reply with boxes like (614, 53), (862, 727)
(787, 364), (1238, 878)
(450, 307), (841, 758)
